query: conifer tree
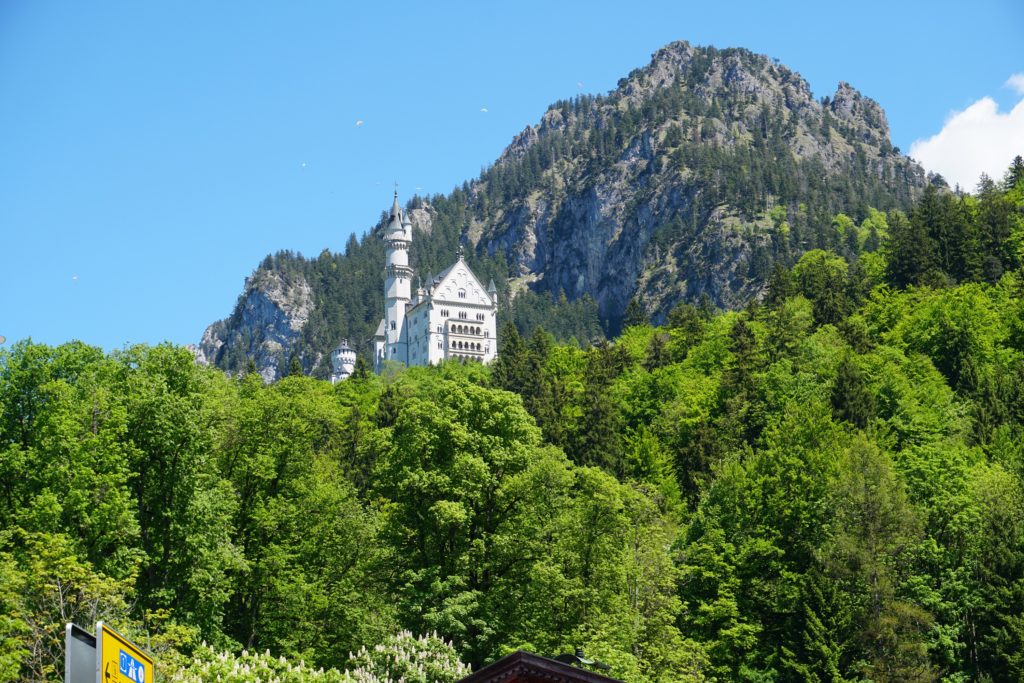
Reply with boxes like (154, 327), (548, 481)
(490, 324), (529, 392)
(623, 297), (647, 329)
(885, 209), (936, 287)
(831, 354), (875, 429)
(351, 355), (371, 380)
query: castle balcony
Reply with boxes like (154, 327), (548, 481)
(446, 321), (488, 337)
(448, 337), (486, 355)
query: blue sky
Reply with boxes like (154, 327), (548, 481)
(2, 0), (1022, 350)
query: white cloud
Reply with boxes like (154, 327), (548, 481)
(910, 82), (1024, 190)
(1006, 73), (1024, 95)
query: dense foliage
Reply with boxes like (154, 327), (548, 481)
(2, 160), (1023, 682)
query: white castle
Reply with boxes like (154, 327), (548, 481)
(362, 192), (498, 373)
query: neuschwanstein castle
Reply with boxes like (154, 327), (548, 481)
(331, 193), (498, 382)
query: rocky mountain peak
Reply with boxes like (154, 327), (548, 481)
(197, 266), (314, 382)
(626, 40), (697, 93)
(471, 42), (923, 325)
(830, 80), (890, 140)
(199, 40), (925, 380)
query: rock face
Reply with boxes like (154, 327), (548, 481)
(467, 41), (924, 324)
(198, 269), (313, 382)
(199, 41), (927, 380)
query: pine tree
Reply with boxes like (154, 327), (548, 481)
(490, 324), (530, 392)
(623, 297), (647, 329)
(644, 332), (670, 371)
(766, 262), (795, 307)
(1005, 155), (1024, 189)
(886, 209), (936, 288)
(351, 355), (371, 380)
(831, 355), (875, 429)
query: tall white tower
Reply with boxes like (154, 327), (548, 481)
(383, 192), (413, 365)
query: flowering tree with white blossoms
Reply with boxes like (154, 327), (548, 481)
(168, 631), (469, 683)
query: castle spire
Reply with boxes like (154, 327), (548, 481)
(386, 190), (403, 234)
(390, 189), (401, 219)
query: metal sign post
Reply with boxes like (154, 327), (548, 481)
(65, 624), (97, 683)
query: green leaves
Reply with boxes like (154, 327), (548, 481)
(5, 171), (1024, 683)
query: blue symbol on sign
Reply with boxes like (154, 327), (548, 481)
(119, 649), (145, 683)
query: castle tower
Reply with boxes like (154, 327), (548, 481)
(383, 192), (413, 364)
(330, 338), (357, 383)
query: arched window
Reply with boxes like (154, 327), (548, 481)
(458, 311), (467, 319)
(484, 330), (489, 338)
(458, 289), (466, 299)
(390, 321), (396, 330)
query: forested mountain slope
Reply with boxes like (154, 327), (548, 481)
(197, 41), (927, 381)
(3, 161), (1023, 682)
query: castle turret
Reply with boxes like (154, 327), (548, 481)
(330, 338), (358, 383)
(383, 192), (412, 364)
(487, 278), (498, 308)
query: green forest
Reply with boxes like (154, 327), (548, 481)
(2, 159), (1024, 682)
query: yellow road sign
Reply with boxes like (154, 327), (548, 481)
(96, 622), (153, 683)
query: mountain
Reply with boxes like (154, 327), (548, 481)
(197, 41), (928, 381)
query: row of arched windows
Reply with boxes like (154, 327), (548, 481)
(451, 340), (483, 352)
(452, 324), (482, 335)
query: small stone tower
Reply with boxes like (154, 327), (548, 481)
(330, 338), (357, 383)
